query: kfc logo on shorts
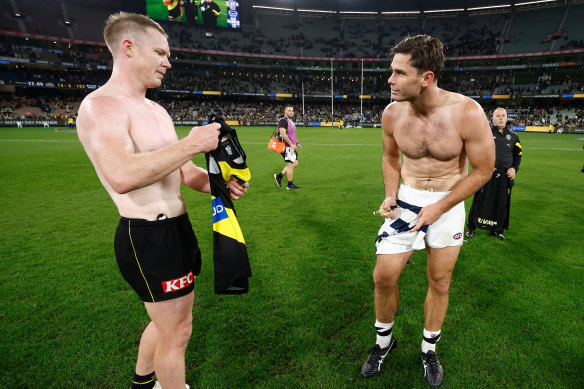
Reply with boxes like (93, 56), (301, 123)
(162, 271), (194, 293)
(453, 233), (463, 240)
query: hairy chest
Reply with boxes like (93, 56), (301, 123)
(394, 116), (463, 161)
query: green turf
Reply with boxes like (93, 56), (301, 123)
(0, 126), (583, 388)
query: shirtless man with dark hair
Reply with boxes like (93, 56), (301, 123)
(360, 35), (494, 387)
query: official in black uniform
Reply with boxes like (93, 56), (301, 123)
(466, 107), (522, 240)
(200, 0), (220, 28)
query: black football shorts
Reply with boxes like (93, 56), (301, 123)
(114, 213), (202, 303)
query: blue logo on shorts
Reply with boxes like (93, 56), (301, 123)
(212, 197), (228, 223)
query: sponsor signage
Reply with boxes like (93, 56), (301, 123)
(0, 119), (62, 126)
(162, 271), (194, 293)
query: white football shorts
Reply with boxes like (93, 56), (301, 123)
(375, 184), (465, 255)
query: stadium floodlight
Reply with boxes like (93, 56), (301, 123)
(467, 4), (511, 11)
(515, 0), (555, 6)
(381, 11), (421, 15)
(339, 11), (379, 15)
(297, 9), (337, 14)
(252, 5), (294, 11)
(424, 8), (465, 13)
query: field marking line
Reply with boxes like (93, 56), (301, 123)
(0, 139), (79, 143)
(0, 139), (581, 151)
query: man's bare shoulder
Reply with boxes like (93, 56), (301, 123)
(382, 101), (409, 126)
(77, 87), (130, 138)
(383, 101), (408, 116)
(80, 88), (126, 110)
(145, 97), (169, 115)
(441, 89), (483, 112)
(78, 88), (131, 127)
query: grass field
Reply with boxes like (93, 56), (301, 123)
(1, 126), (583, 388)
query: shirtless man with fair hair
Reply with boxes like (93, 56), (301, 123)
(360, 35), (494, 387)
(77, 12), (248, 389)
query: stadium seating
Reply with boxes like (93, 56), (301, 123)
(0, 1), (583, 131)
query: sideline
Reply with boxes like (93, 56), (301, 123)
(0, 139), (582, 151)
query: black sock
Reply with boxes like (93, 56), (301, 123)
(131, 371), (156, 389)
(287, 180), (294, 187)
(277, 173), (284, 179)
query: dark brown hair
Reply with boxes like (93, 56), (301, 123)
(391, 35), (444, 80)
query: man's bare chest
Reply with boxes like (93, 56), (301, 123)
(128, 105), (177, 152)
(394, 118), (462, 161)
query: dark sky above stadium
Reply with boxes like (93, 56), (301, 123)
(250, 0), (514, 12)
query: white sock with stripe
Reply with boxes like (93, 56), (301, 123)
(421, 328), (441, 353)
(375, 320), (394, 349)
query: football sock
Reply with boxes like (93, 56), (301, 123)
(421, 328), (441, 353)
(131, 371), (156, 389)
(287, 180), (294, 187)
(375, 320), (394, 348)
(277, 173), (284, 180)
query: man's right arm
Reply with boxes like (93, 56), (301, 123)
(379, 104), (401, 217)
(76, 96), (220, 194)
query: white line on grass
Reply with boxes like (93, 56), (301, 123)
(0, 140), (581, 151)
(0, 139), (79, 143)
(245, 142), (582, 150)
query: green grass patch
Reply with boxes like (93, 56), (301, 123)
(1, 127), (582, 388)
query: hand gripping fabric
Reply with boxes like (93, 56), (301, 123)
(375, 200), (429, 251)
(205, 114), (252, 294)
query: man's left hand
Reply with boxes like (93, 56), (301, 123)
(506, 167), (516, 180)
(410, 202), (445, 232)
(228, 180), (249, 200)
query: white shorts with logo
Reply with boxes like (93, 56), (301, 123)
(282, 147), (297, 163)
(375, 185), (465, 255)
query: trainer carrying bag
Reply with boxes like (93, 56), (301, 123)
(267, 130), (286, 154)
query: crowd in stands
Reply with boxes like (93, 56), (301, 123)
(2, 92), (582, 131)
(162, 10), (580, 58)
(3, 57), (582, 100)
(511, 106), (584, 128)
(147, 98), (382, 124)
(0, 94), (79, 120)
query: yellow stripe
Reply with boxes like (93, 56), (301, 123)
(515, 142), (522, 148)
(213, 207), (246, 244)
(128, 220), (155, 302)
(132, 377), (155, 384)
(217, 160), (251, 183)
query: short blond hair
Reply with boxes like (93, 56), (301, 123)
(103, 12), (167, 55)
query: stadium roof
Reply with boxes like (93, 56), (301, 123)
(250, 0), (566, 12)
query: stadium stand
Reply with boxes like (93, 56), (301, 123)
(500, 7), (566, 54)
(0, 0), (583, 132)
